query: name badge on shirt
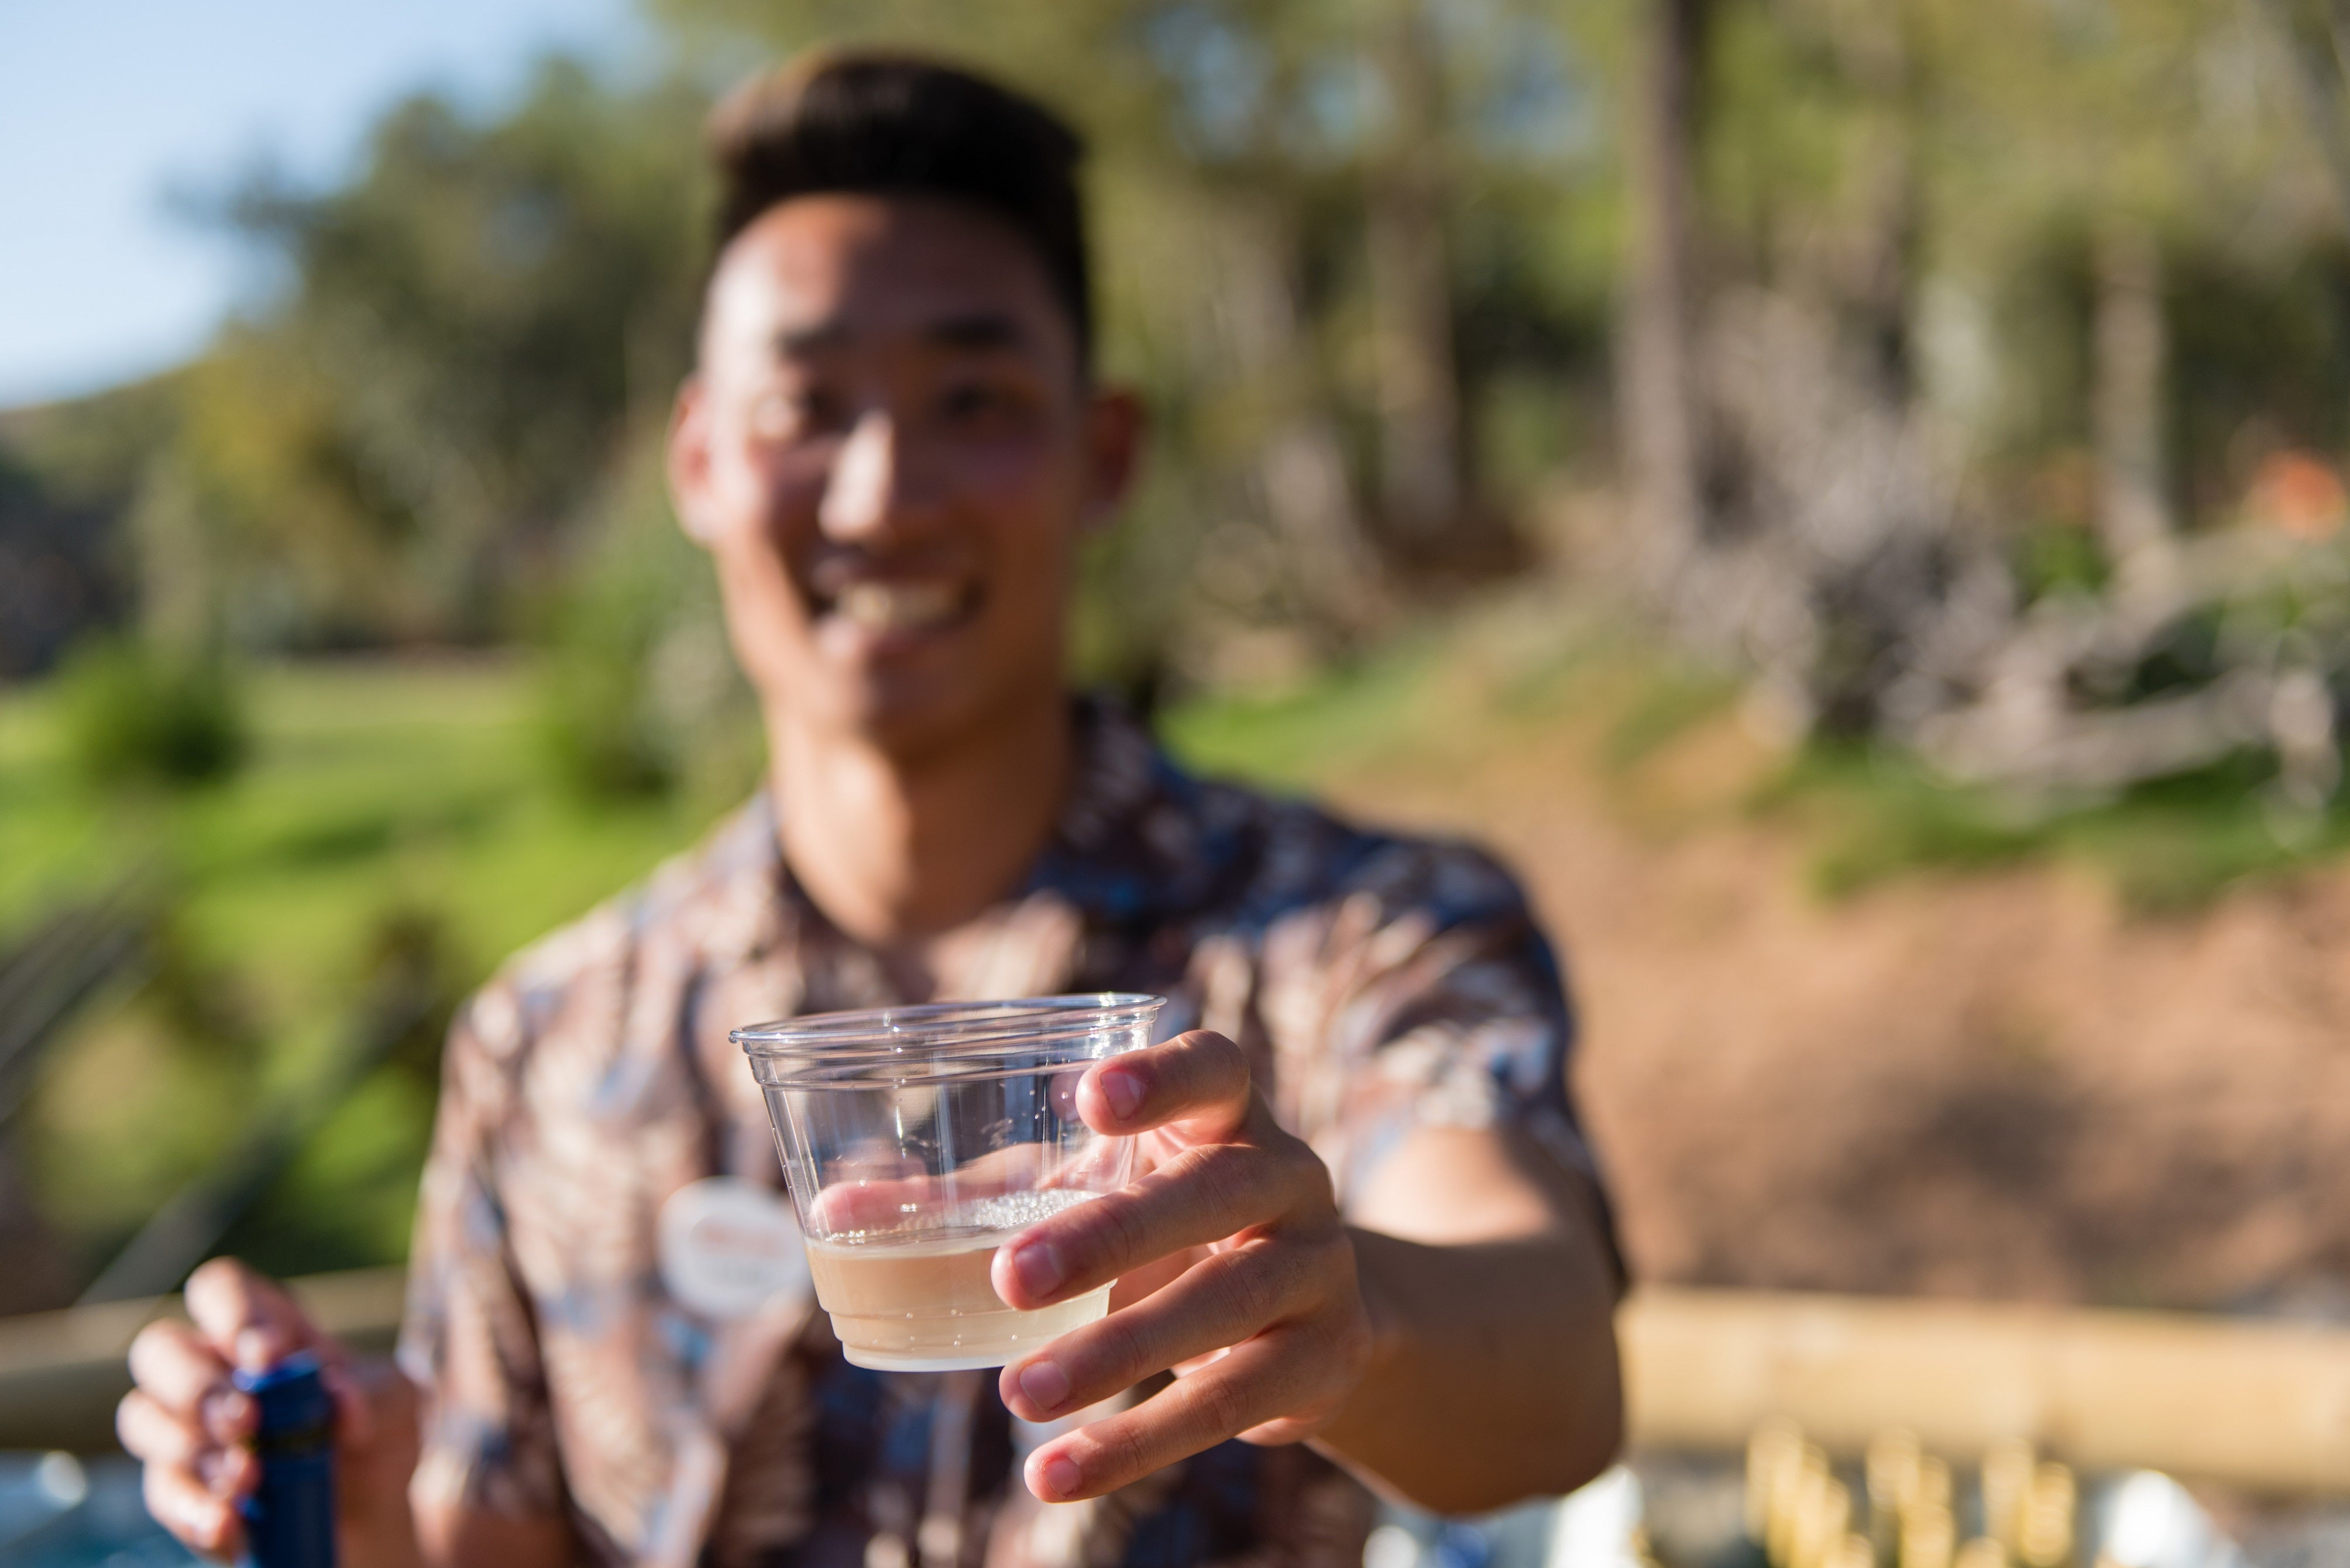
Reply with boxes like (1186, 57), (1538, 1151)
(658, 1177), (812, 1321)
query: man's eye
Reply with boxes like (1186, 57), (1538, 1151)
(940, 381), (1025, 425)
(748, 388), (845, 441)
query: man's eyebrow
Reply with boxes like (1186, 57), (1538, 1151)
(772, 321), (852, 356)
(768, 313), (1034, 357)
(921, 311), (1030, 352)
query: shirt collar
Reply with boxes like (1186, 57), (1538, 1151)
(710, 694), (1229, 966)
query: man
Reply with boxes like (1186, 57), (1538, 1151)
(118, 52), (1623, 1568)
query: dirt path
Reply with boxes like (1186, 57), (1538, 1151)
(1321, 714), (2350, 1312)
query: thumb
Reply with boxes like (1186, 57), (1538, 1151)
(183, 1258), (331, 1375)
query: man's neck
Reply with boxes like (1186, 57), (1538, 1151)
(766, 693), (1074, 950)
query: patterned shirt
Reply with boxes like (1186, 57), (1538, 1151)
(397, 700), (1610, 1568)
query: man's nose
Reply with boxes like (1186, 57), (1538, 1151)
(818, 411), (935, 544)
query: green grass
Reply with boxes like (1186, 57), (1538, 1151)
(1760, 738), (2350, 912)
(4, 657), (736, 1278)
(1158, 634), (1448, 788)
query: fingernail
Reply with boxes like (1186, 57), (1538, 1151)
(233, 1329), (274, 1371)
(197, 1450), (232, 1491)
(184, 1495), (224, 1537)
(1100, 1066), (1143, 1121)
(1034, 1452), (1083, 1502)
(202, 1390), (254, 1436)
(1011, 1239), (1064, 1298)
(1016, 1359), (1070, 1415)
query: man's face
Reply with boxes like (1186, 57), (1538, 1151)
(669, 195), (1138, 757)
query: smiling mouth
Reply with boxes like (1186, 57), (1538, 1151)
(812, 579), (978, 636)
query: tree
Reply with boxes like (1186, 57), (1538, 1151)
(177, 58), (709, 646)
(1620, 0), (1710, 594)
(1365, 0), (1466, 548)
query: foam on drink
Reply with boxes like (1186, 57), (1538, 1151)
(805, 1188), (1108, 1371)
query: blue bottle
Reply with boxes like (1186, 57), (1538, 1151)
(233, 1352), (338, 1568)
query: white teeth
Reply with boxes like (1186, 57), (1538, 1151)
(833, 581), (964, 632)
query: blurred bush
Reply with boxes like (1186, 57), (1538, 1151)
(55, 637), (248, 788)
(537, 432), (761, 806)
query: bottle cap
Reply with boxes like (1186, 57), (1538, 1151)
(233, 1352), (334, 1454)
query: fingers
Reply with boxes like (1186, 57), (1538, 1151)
(124, 1313), (260, 1563)
(185, 1257), (318, 1374)
(117, 1390), (256, 1489)
(143, 1458), (246, 1562)
(180, 1258), (376, 1446)
(1079, 1031), (1252, 1141)
(991, 1140), (1315, 1309)
(1001, 1237), (1331, 1421)
(1022, 1325), (1358, 1502)
(128, 1321), (253, 1441)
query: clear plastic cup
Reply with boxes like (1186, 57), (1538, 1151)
(735, 992), (1164, 1371)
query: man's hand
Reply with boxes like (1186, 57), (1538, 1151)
(118, 1259), (418, 1565)
(991, 1030), (1375, 1504)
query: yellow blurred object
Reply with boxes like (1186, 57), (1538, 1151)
(1832, 1532), (1877, 1568)
(1868, 1429), (1923, 1509)
(2018, 1463), (2077, 1568)
(1771, 1444), (1830, 1567)
(1956, 1539), (2007, 1568)
(1902, 1501), (1956, 1568)
(1912, 1457), (1952, 1517)
(1751, 1419), (1807, 1545)
(1869, 1430), (1923, 1563)
(1983, 1440), (2036, 1557)
(1794, 1477), (1853, 1568)
(1775, 1446), (1825, 1567)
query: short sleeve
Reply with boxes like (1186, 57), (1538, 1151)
(1257, 835), (1621, 1281)
(396, 983), (568, 1521)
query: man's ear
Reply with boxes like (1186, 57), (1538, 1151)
(1080, 387), (1145, 531)
(667, 375), (720, 547)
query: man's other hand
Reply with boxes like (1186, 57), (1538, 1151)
(991, 1030), (1373, 1503)
(118, 1258), (415, 1563)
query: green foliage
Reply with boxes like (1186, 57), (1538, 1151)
(56, 637), (249, 788)
(1599, 665), (1741, 769)
(2014, 524), (2108, 600)
(1767, 740), (2350, 913)
(539, 577), (681, 800)
(159, 57), (712, 647)
(6, 660), (737, 1275)
(534, 434), (760, 805)
(1159, 632), (1444, 786)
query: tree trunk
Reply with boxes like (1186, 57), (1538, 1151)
(1621, 0), (1711, 584)
(2253, 0), (2350, 226)
(2092, 215), (2174, 583)
(1835, 2), (1919, 403)
(1221, 203), (1384, 643)
(1366, 1), (1463, 550)
(129, 455), (217, 657)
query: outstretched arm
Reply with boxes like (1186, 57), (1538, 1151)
(991, 1031), (1621, 1511)
(1322, 1122), (1622, 1511)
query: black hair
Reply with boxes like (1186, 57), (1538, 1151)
(706, 51), (1094, 367)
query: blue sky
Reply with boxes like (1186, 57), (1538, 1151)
(0, 0), (644, 408)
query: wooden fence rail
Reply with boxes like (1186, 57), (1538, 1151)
(2, 1276), (2345, 1494)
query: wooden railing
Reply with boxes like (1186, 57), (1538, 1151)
(4, 1275), (2346, 1493)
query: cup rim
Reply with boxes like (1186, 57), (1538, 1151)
(733, 992), (1165, 1065)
